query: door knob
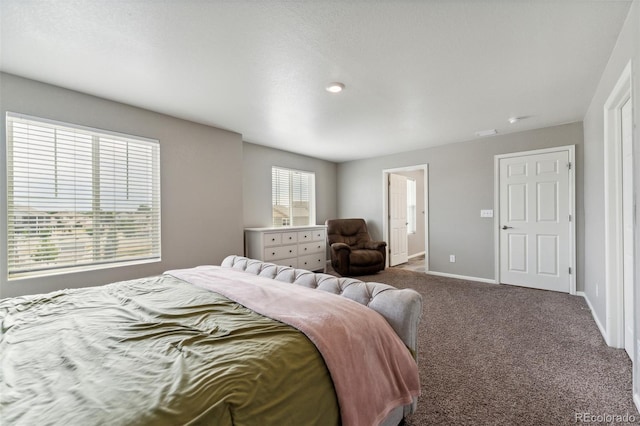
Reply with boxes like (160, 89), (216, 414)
(501, 225), (513, 230)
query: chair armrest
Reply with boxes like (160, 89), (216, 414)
(364, 241), (387, 250)
(331, 242), (352, 252)
(330, 242), (352, 275)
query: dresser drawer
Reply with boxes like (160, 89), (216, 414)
(264, 245), (298, 261)
(299, 241), (324, 255)
(273, 257), (298, 268)
(281, 232), (298, 244)
(297, 231), (313, 242)
(312, 229), (326, 241)
(263, 233), (282, 247)
(298, 253), (325, 271)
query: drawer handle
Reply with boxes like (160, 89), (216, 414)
(272, 252), (275, 255)
(289, 250), (293, 253)
(304, 248), (307, 251)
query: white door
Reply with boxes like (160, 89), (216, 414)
(389, 173), (409, 266)
(499, 150), (571, 292)
(621, 97), (635, 360)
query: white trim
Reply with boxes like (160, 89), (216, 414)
(603, 60), (633, 350)
(425, 270), (498, 285)
(382, 164), (429, 270)
(408, 251), (426, 260)
(6, 111), (158, 145)
(494, 157), (500, 287)
(493, 145), (576, 295)
(7, 257), (161, 281)
(634, 392), (640, 415)
(577, 291), (608, 343)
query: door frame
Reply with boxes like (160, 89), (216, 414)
(382, 164), (429, 269)
(603, 60), (633, 350)
(493, 145), (576, 294)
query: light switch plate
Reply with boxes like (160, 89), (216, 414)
(480, 209), (494, 218)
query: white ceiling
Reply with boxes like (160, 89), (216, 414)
(0, 1), (632, 162)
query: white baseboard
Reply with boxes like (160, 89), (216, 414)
(576, 285), (640, 421)
(425, 270), (497, 284)
(576, 291), (609, 345)
(408, 251), (426, 260)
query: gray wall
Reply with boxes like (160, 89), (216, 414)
(338, 122), (584, 284)
(0, 73), (245, 298)
(242, 142), (338, 228)
(581, 0), (639, 395)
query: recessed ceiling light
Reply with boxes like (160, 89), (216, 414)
(326, 82), (345, 93)
(475, 129), (498, 137)
(508, 116), (528, 124)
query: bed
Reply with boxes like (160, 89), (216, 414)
(0, 255), (422, 425)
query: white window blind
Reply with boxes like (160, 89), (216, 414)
(6, 112), (161, 279)
(271, 167), (315, 227)
(407, 178), (416, 234)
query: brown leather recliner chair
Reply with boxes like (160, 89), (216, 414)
(326, 218), (387, 276)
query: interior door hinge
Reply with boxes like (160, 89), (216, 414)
(569, 267), (572, 275)
(569, 214), (572, 222)
(567, 162), (572, 170)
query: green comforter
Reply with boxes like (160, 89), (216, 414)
(0, 275), (339, 425)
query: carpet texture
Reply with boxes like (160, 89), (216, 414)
(350, 267), (636, 425)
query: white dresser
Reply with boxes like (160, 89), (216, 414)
(244, 225), (327, 272)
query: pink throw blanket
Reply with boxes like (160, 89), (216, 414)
(165, 266), (420, 426)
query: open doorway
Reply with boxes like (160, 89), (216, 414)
(604, 61), (634, 361)
(382, 165), (429, 271)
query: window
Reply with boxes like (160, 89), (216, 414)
(6, 112), (161, 279)
(407, 178), (416, 234)
(271, 167), (315, 227)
